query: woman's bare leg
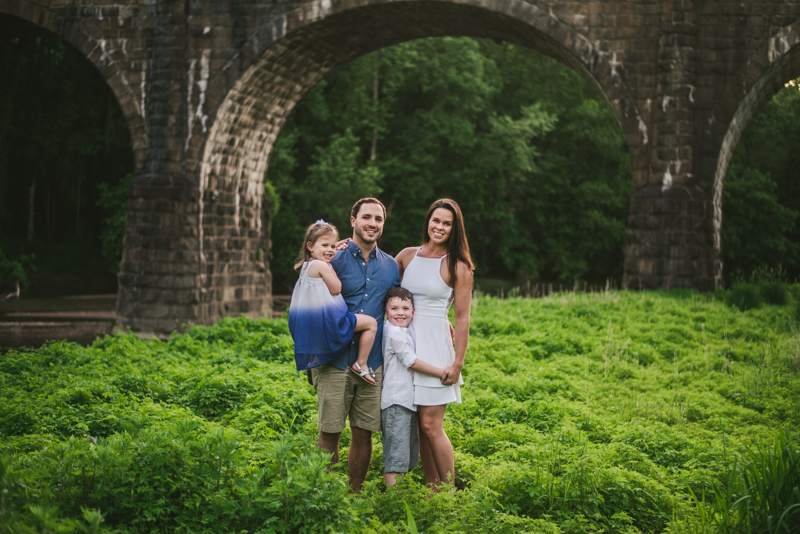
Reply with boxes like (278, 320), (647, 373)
(418, 405), (454, 489)
(351, 314), (377, 385)
(418, 425), (442, 490)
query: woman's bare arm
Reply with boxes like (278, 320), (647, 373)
(442, 261), (472, 385)
(394, 246), (419, 279)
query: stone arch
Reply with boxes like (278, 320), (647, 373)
(195, 0), (642, 317)
(710, 18), (800, 285)
(0, 4), (147, 171)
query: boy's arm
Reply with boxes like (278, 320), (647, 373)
(409, 359), (445, 379)
(387, 331), (445, 378)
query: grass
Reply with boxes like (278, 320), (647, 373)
(1, 289), (799, 533)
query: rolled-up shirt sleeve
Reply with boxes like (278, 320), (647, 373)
(387, 331), (417, 369)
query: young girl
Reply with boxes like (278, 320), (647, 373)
(288, 220), (379, 385)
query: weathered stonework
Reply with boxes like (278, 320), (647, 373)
(3, 0), (800, 333)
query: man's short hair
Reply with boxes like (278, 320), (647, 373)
(351, 197), (387, 219)
(385, 286), (414, 307)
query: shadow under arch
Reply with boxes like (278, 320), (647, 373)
(1, 11), (140, 345)
(0, 7), (147, 171)
(196, 0), (641, 314)
(710, 18), (800, 285)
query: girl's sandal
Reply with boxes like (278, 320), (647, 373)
(351, 363), (377, 386)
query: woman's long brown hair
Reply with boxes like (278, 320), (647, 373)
(421, 198), (474, 287)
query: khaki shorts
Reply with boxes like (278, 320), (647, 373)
(311, 364), (383, 433)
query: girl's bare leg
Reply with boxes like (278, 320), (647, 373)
(418, 405), (454, 490)
(351, 314), (377, 385)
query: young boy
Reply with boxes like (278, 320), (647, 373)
(381, 287), (445, 486)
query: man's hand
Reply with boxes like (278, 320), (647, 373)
(441, 363), (462, 385)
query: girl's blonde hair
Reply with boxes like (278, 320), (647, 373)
(294, 221), (339, 271)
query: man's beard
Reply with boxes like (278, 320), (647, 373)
(355, 224), (381, 244)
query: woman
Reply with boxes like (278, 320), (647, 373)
(396, 198), (474, 490)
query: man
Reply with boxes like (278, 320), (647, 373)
(311, 197), (400, 493)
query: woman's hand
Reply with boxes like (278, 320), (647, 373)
(336, 238), (351, 250)
(441, 363), (463, 385)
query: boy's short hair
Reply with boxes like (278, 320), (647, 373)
(385, 286), (414, 307)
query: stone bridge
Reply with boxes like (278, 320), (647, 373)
(3, 0), (800, 334)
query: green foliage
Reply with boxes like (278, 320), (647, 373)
(3, 292), (800, 532)
(724, 273), (791, 311)
(0, 248), (34, 291)
(264, 180), (281, 217)
(724, 81), (800, 282)
(726, 283), (764, 311)
(690, 428), (800, 534)
(96, 173), (134, 272)
(267, 37), (632, 291)
(759, 281), (788, 307)
(722, 165), (799, 282)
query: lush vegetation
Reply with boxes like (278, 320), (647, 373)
(722, 81), (800, 282)
(2, 290), (799, 533)
(268, 38), (800, 293)
(267, 37), (633, 292)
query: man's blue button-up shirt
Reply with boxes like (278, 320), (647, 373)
(329, 240), (400, 371)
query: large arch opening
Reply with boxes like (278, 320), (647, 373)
(0, 14), (135, 347)
(193, 0), (643, 318)
(711, 19), (800, 285)
(265, 36), (633, 295)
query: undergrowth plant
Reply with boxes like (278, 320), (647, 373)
(689, 427), (800, 534)
(2, 290), (800, 533)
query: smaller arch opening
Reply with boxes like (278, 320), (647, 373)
(720, 77), (800, 284)
(0, 14), (135, 347)
(711, 25), (800, 286)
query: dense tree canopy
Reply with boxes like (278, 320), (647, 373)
(268, 38), (633, 292)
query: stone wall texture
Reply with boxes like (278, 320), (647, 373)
(3, 0), (800, 334)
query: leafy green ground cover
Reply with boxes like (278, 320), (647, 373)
(1, 290), (799, 533)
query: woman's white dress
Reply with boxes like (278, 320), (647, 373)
(401, 249), (463, 406)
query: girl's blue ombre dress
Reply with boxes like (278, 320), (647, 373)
(288, 260), (357, 370)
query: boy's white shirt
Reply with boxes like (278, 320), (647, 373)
(381, 321), (417, 412)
